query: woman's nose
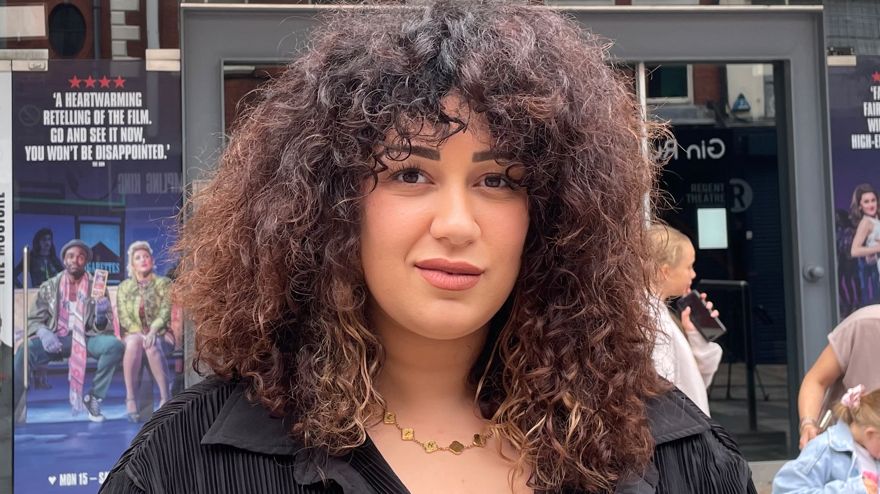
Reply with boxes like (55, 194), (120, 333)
(429, 187), (481, 246)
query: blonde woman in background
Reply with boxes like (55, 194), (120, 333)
(648, 224), (723, 416)
(117, 241), (173, 421)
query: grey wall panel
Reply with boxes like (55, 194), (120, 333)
(181, 7), (322, 182)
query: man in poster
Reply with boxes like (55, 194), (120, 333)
(13, 240), (124, 423)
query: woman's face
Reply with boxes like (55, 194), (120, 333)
(131, 249), (154, 278)
(360, 99), (529, 341)
(37, 234), (52, 255)
(860, 192), (878, 218)
(659, 241), (696, 299)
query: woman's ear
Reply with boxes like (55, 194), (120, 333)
(657, 264), (670, 281)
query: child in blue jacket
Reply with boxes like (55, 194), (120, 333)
(774, 385), (880, 493)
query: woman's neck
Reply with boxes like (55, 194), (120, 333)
(373, 312), (488, 417)
(135, 272), (153, 283)
(651, 285), (669, 301)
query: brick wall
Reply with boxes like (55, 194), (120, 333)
(6, 0), (101, 59)
(159, 0), (179, 49)
(5, 0), (181, 59)
(692, 64), (723, 106)
(109, 0), (145, 58)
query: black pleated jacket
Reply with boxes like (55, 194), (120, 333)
(100, 377), (757, 494)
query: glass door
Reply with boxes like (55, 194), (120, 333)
(639, 61), (792, 460)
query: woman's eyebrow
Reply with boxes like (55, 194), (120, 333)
(380, 142), (500, 162)
(381, 142), (441, 160)
(472, 150), (499, 162)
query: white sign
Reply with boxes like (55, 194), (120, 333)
(0, 6), (47, 38)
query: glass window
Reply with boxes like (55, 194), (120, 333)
(646, 64), (691, 102)
(48, 4), (86, 58)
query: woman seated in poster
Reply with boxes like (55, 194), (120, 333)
(116, 241), (173, 421)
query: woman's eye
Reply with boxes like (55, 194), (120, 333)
(391, 168), (427, 184)
(482, 174), (513, 189)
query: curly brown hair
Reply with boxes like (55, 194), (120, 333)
(175, 1), (665, 491)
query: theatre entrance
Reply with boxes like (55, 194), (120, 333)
(637, 62), (791, 459)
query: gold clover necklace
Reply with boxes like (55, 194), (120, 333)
(382, 410), (494, 455)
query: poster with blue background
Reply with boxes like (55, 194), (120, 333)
(12, 60), (182, 493)
(830, 56), (880, 319)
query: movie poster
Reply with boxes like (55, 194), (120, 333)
(831, 56), (880, 319)
(11, 60), (182, 493)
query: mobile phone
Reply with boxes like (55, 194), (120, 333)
(675, 289), (727, 342)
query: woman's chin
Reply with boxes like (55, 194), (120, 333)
(410, 323), (488, 342)
(404, 311), (491, 342)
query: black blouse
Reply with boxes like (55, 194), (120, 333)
(100, 377), (756, 494)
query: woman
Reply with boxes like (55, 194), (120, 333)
(849, 184), (880, 306)
(116, 241), (172, 421)
(14, 228), (64, 288)
(647, 225), (723, 417)
(102, 2), (754, 493)
(797, 305), (880, 450)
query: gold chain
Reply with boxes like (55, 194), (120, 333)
(382, 410), (494, 455)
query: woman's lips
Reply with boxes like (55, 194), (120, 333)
(415, 259), (483, 291)
(417, 267), (481, 290)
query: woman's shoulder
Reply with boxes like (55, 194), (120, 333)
(117, 278), (136, 291)
(645, 388), (756, 494)
(100, 376), (354, 493)
(99, 377), (243, 492)
(858, 215), (879, 228)
(113, 375), (239, 449)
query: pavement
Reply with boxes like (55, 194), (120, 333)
(709, 363), (794, 460)
(750, 460), (787, 494)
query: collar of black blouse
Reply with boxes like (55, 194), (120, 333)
(200, 381), (711, 492)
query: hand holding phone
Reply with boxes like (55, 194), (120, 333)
(675, 290), (727, 342)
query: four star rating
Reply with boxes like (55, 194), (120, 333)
(68, 75), (126, 89)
